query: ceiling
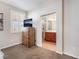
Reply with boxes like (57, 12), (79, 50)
(0, 0), (55, 11)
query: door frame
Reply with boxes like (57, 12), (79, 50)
(40, 12), (57, 51)
(39, 10), (64, 54)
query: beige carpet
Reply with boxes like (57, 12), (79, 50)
(2, 45), (76, 59)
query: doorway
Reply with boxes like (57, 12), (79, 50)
(41, 12), (56, 51)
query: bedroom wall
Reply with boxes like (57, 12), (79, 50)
(28, 0), (63, 54)
(64, 0), (79, 58)
(0, 2), (27, 49)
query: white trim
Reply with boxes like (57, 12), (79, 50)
(0, 42), (21, 49)
(56, 50), (63, 54)
(36, 44), (42, 47)
(64, 52), (79, 59)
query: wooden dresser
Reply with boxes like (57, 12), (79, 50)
(22, 27), (35, 48)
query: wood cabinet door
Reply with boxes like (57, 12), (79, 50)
(28, 28), (35, 47)
(22, 32), (28, 46)
(45, 32), (56, 43)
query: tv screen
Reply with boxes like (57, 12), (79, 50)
(24, 19), (32, 27)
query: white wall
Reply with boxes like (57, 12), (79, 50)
(64, 0), (79, 58)
(0, 2), (27, 49)
(28, 0), (63, 54)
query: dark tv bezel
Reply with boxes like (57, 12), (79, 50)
(24, 19), (32, 27)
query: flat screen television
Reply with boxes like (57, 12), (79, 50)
(24, 19), (32, 27)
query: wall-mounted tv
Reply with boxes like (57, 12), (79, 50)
(24, 19), (32, 27)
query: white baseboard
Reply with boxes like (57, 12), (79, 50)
(56, 50), (63, 55)
(0, 42), (22, 49)
(64, 52), (79, 59)
(36, 44), (42, 47)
